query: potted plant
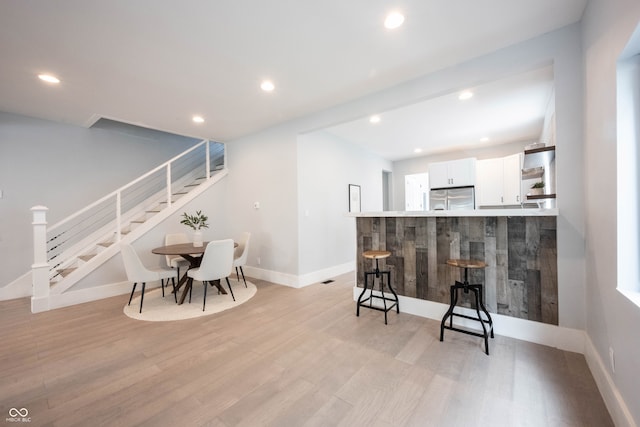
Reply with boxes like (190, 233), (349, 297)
(530, 181), (545, 196)
(180, 210), (209, 246)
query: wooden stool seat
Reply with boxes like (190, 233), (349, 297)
(440, 258), (494, 355)
(446, 259), (486, 269)
(363, 250), (391, 260)
(356, 250), (398, 324)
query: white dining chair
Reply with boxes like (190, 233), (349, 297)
(233, 232), (251, 288)
(186, 239), (235, 311)
(121, 243), (178, 313)
(164, 232), (190, 284)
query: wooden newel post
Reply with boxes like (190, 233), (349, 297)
(31, 205), (50, 312)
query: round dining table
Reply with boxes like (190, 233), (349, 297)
(151, 242), (236, 305)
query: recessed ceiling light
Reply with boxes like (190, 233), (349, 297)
(38, 74), (60, 84)
(384, 11), (405, 29)
(414, 148), (423, 153)
(260, 80), (275, 92)
(458, 90), (473, 100)
(192, 115), (205, 123)
(369, 115), (381, 124)
(480, 137), (490, 142)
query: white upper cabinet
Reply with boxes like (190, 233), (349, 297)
(476, 158), (503, 206)
(428, 158), (476, 189)
(476, 153), (522, 206)
(502, 153), (522, 205)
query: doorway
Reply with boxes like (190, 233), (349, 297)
(405, 173), (429, 211)
(382, 170), (392, 211)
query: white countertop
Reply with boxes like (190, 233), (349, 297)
(349, 208), (558, 217)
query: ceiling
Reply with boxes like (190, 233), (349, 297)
(322, 66), (555, 161)
(0, 1), (586, 147)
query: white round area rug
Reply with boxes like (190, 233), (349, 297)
(124, 279), (257, 321)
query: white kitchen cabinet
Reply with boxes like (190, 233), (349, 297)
(428, 158), (476, 189)
(502, 153), (522, 205)
(476, 153), (522, 206)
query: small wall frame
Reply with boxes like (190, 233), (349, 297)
(349, 184), (361, 213)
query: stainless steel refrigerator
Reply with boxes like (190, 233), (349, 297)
(429, 186), (475, 210)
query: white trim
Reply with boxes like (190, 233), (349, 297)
(37, 280), (164, 312)
(243, 266), (301, 288)
(244, 262), (355, 288)
(353, 287), (585, 353)
(31, 296), (49, 313)
(584, 335), (638, 427)
(618, 288), (640, 308)
(48, 281), (139, 310)
(0, 271), (32, 301)
(297, 262), (355, 287)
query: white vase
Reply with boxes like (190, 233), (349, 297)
(193, 230), (203, 247)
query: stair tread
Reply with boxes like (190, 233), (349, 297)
(58, 267), (77, 277)
(98, 241), (113, 248)
(78, 254), (96, 262)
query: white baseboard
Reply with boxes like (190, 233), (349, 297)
(244, 262), (354, 288)
(31, 281), (163, 313)
(584, 336), (637, 427)
(352, 286), (585, 354)
(297, 262), (354, 287)
(243, 266), (301, 288)
(1, 271), (32, 301)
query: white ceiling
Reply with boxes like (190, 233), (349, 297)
(323, 66), (555, 161)
(0, 1), (586, 149)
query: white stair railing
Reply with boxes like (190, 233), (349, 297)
(32, 139), (224, 297)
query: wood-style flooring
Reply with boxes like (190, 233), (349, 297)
(0, 273), (612, 426)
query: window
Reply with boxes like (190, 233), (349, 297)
(617, 26), (640, 306)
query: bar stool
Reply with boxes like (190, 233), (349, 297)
(356, 250), (399, 324)
(440, 259), (494, 355)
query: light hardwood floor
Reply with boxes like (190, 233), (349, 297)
(0, 274), (612, 427)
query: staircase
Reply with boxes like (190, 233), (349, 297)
(28, 140), (226, 310)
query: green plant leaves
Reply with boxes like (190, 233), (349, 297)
(180, 210), (209, 230)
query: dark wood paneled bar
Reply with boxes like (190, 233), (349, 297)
(355, 209), (558, 325)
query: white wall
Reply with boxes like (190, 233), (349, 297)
(582, 0), (640, 424)
(0, 112), (199, 287)
(224, 127), (300, 278)
(297, 131), (392, 275)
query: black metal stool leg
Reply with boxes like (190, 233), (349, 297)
(385, 271), (399, 313)
(380, 272), (388, 325)
(451, 282), (462, 328)
(440, 284), (457, 341)
(357, 272), (371, 316)
(471, 286), (489, 355)
(477, 285), (494, 338)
